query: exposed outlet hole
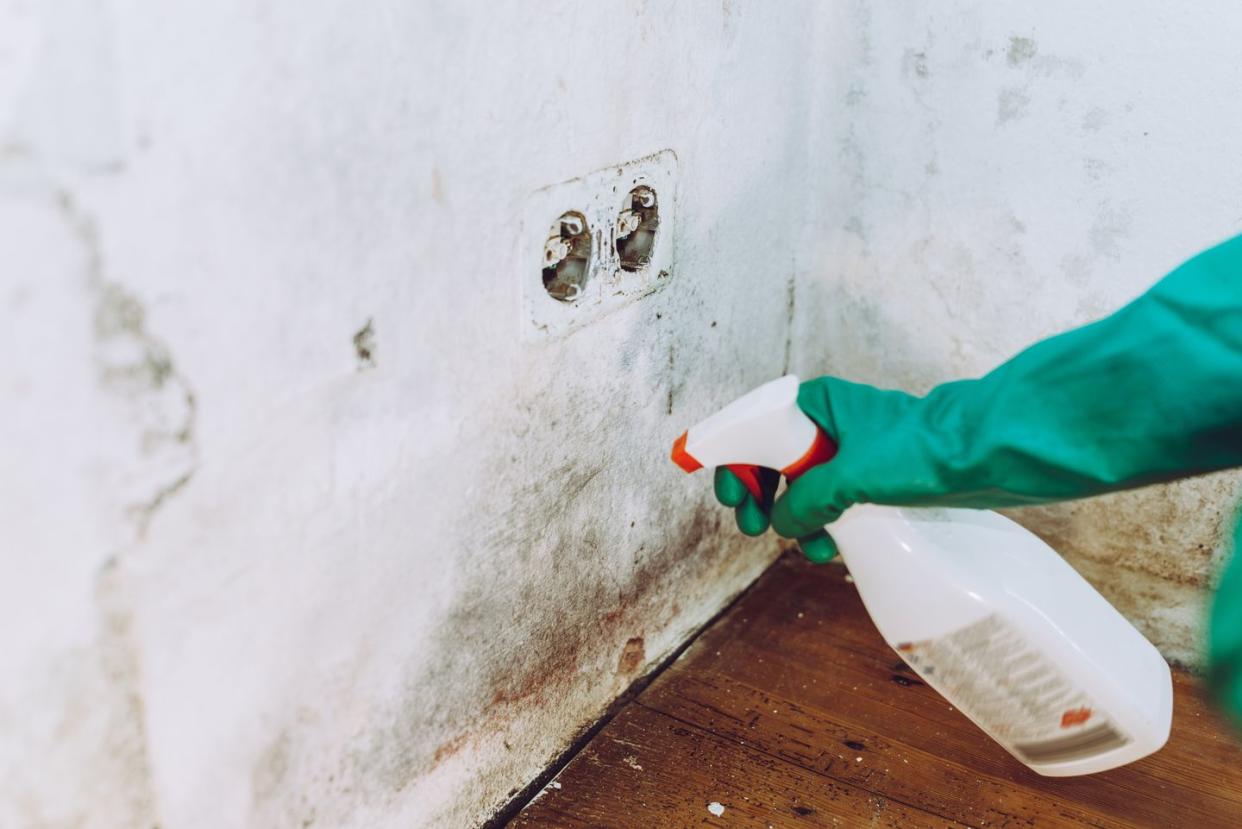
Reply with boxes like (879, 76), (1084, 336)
(542, 212), (592, 302)
(616, 186), (659, 271)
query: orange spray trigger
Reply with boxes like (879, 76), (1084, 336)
(724, 464), (766, 501)
(780, 427), (838, 482)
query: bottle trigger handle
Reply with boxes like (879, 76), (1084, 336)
(724, 464), (767, 502)
(724, 429), (838, 502)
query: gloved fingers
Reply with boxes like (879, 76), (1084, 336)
(771, 462), (848, 539)
(796, 529), (838, 563)
(714, 466), (749, 507)
(715, 466), (782, 536)
(734, 495), (771, 536)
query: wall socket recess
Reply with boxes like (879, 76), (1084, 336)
(520, 149), (677, 342)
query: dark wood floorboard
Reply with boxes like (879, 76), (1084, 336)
(511, 552), (1242, 828)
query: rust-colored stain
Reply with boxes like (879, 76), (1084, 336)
(616, 637), (646, 675)
(419, 505), (728, 782)
(486, 631), (583, 712)
(364, 493), (745, 829)
(432, 732), (470, 766)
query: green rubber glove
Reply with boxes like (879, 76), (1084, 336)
(714, 466), (837, 562)
(715, 233), (1242, 719)
(713, 465), (779, 536)
(720, 467), (834, 564)
(770, 234), (1242, 535)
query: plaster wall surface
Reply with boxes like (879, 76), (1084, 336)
(2, 2), (1240, 828)
(0, 1), (836, 826)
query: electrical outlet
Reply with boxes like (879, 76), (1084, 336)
(521, 150), (677, 341)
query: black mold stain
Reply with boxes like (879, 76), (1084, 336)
(666, 343), (676, 415)
(843, 739), (865, 751)
(792, 805), (815, 816)
(903, 49), (929, 79)
(131, 470), (195, 532)
(364, 488), (728, 795)
(1006, 36), (1038, 66)
(58, 190), (199, 537)
(782, 274), (795, 375)
(330, 366), (741, 821)
(353, 319), (376, 370)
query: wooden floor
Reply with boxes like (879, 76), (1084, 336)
(510, 552), (1242, 828)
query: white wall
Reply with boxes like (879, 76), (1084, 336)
(3, 2), (1240, 827)
(1, 1), (838, 826)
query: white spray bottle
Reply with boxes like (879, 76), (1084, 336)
(671, 375), (1172, 776)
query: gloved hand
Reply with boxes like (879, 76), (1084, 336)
(713, 465), (780, 536)
(715, 234), (1242, 566)
(712, 381), (926, 563)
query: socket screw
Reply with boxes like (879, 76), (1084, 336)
(617, 209), (642, 238)
(544, 236), (571, 265)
